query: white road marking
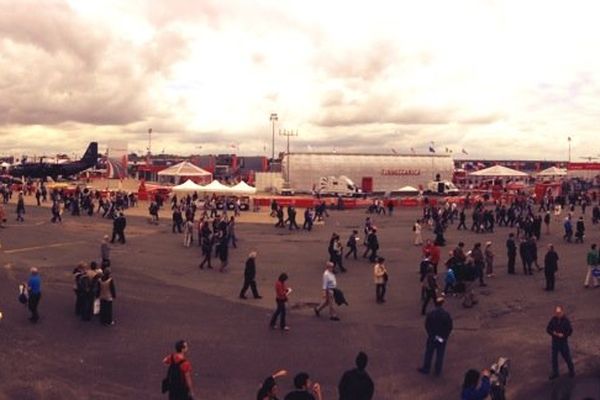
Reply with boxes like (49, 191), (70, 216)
(4, 241), (86, 254)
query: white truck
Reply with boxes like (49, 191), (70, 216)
(425, 180), (460, 196)
(317, 175), (363, 197)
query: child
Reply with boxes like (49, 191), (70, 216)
(444, 267), (456, 296)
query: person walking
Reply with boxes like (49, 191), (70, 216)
(544, 244), (559, 291)
(227, 216), (237, 248)
(338, 351), (375, 400)
(269, 273), (291, 331)
(111, 212), (127, 244)
(471, 243), (486, 287)
(506, 233), (516, 275)
(484, 241), (494, 278)
(547, 305), (575, 380)
(519, 238), (532, 275)
(183, 218), (194, 248)
(100, 235), (111, 269)
(413, 220), (423, 246)
(198, 222), (213, 269)
(26, 267), (42, 323)
(417, 297), (453, 376)
(16, 192), (25, 222)
(314, 262), (340, 321)
(584, 243), (599, 288)
(575, 216), (585, 243)
(345, 230), (359, 260)
(98, 268), (116, 326)
(239, 251), (262, 299)
(162, 340), (195, 400)
(373, 257), (388, 304)
(421, 267), (438, 315)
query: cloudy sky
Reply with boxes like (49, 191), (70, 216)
(1, 0), (599, 160)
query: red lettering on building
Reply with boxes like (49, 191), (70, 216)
(381, 169), (421, 176)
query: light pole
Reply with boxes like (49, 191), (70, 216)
(269, 113), (278, 160)
(279, 129), (298, 185)
(568, 136), (572, 163)
(147, 128), (152, 165)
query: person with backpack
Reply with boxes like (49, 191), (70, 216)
(162, 340), (195, 400)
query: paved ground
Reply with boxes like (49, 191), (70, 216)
(0, 196), (599, 399)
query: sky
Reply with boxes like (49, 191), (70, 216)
(1, 0), (599, 160)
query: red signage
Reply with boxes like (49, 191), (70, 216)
(567, 163), (600, 171)
(381, 169), (421, 176)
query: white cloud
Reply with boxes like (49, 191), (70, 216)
(1, 0), (600, 159)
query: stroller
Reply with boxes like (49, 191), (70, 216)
(489, 357), (510, 400)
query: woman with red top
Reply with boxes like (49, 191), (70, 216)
(269, 273), (291, 331)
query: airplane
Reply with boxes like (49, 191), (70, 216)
(4, 142), (98, 179)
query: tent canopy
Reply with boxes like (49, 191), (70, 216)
(469, 165), (529, 177)
(396, 185), (419, 192)
(196, 179), (232, 193)
(157, 161), (212, 177)
(230, 181), (257, 195)
(536, 166), (567, 176)
(172, 179), (204, 193)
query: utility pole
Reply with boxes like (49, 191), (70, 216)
(269, 113), (278, 161)
(279, 129), (298, 185)
(568, 136), (572, 163)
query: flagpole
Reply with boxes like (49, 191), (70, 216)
(568, 136), (571, 163)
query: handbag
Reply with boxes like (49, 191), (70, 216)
(382, 272), (389, 283)
(592, 268), (600, 278)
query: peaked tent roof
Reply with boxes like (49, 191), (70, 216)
(157, 161), (212, 177)
(172, 179), (205, 193)
(469, 165), (529, 177)
(197, 179), (232, 193)
(396, 185), (419, 192)
(537, 166), (567, 176)
(230, 181), (257, 195)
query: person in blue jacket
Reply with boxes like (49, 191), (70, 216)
(461, 368), (490, 400)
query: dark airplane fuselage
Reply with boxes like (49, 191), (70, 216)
(8, 142), (98, 179)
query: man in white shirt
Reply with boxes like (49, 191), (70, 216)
(314, 262), (340, 321)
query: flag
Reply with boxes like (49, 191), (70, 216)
(429, 146), (435, 153)
(568, 136), (571, 141)
(391, 148), (397, 154)
(462, 148), (468, 155)
(230, 143), (237, 149)
(410, 147), (415, 154)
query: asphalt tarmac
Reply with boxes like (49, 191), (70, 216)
(0, 198), (599, 399)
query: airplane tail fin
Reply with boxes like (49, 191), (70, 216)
(82, 142), (98, 165)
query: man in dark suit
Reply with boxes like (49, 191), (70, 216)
(239, 251), (262, 299)
(417, 297), (453, 376)
(506, 233), (516, 274)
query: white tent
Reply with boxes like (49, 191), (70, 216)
(197, 179), (232, 193)
(172, 179), (205, 194)
(469, 165), (529, 177)
(396, 185), (419, 192)
(230, 181), (257, 195)
(157, 161), (212, 184)
(536, 166), (567, 177)
(0, 162), (10, 168)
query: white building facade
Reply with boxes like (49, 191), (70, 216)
(282, 152), (454, 192)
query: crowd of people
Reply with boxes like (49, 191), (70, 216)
(5, 176), (600, 400)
